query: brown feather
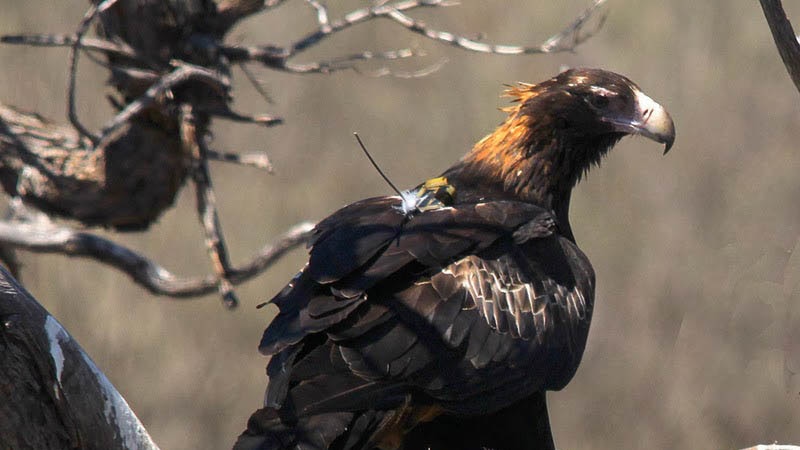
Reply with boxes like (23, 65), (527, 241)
(239, 68), (674, 450)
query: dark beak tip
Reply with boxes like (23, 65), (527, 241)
(662, 137), (674, 155)
(662, 125), (676, 155)
(657, 114), (676, 155)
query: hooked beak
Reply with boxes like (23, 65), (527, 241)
(609, 89), (676, 154)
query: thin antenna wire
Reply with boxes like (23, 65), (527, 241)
(353, 132), (403, 197)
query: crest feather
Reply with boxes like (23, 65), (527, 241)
(501, 82), (538, 113)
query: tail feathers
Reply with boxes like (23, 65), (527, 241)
(234, 407), (354, 450)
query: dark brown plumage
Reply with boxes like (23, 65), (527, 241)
(235, 68), (675, 450)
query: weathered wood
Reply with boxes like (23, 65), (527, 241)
(0, 0), (609, 304)
(0, 0), (246, 233)
(759, 0), (800, 96)
(0, 217), (314, 298)
(0, 104), (186, 231)
(0, 267), (159, 450)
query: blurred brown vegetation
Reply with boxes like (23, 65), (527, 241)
(1, 0), (799, 449)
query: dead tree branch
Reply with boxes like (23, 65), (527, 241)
(206, 149), (274, 172)
(68, 0), (120, 142)
(0, 103), (186, 231)
(759, 0), (800, 95)
(382, 0), (606, 55)
(97, 62), (230, 144)
(0, 0), (607, 305)
(0, 217), (314, 298)
(180, 104), (238, 307)
(219, 0), (609, 74)
(0, 34), (138, 59)
(2, 0), (610, 76)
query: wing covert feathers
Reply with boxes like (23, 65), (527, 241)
(245, 196), (594, 450)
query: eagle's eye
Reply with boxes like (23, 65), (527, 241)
(589, 94), (609, 109)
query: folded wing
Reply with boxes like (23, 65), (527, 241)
(243, 196), (594, 450)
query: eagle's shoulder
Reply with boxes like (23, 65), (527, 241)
(259, 196), (557, 356)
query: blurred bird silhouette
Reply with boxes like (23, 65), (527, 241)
(235, 68), (675, 450)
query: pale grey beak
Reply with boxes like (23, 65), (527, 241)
(608, 89), (676, 154)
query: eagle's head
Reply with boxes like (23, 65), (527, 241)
(511, 68), (674, 153)
(450, 68), (675, 214)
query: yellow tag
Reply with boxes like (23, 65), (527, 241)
(415, 177), (456, 211)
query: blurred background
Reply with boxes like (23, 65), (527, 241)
(1, 0), (799, 448)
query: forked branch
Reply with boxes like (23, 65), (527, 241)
(68, 0), (120, 142)
(222, 0), (609, 75)
(0, 217), (314, 298)
(97, 63), (230, 145)
(382, 0), (606, 55)
(0, 0), (608, 306)
(180, 104), (239, 307)
(0, 34), (137, 59)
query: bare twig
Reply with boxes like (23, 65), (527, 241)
(216, 0), (451, 68)
(210, 108), (283, 127)
(541, 0), (608, 52)
(96, 63), (229, 145)
(222, 0), (606, 75)
(759, 0), (800, 95)
(221, 44), (423, 74)
(353, 57), (448, 79)
(215, 0), (283, 21)
(228, 223), (314, 284)
(206, 150), (274, 172)
(0, 218), (314, 298)
(106, 66), (161, 90)
(68, 0), (120, 143)
(281, 47), (423, 74)
(384, 0), (607, 55)
(0, 0), (609, 310)
(4, 0), (609, 142)
(304, 0), (332, 32)
(1, 34), (138, 60)
(180, 104), (238, 307)
(288, 0), (457, 56)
